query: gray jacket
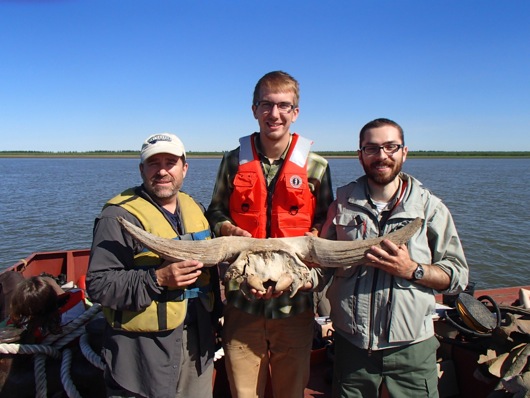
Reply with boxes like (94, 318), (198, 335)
(317, 173), (468, 350)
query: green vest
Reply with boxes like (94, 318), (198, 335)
(102, 188), (213, 332)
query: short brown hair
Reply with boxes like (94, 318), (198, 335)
(253, 71), (300, 107)
(359, 118), (404, 148)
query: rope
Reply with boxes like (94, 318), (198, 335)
(0, 301), (103, 397)
(0, 342), (61, 357)
(34, 354), (49, 398)
(79, 333), (105, 370)
(41, 304), (102, 348)
(61, 349), (82, 398)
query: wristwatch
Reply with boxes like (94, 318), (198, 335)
(411, 263), (425, 281)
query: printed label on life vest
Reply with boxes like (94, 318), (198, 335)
(290, 175), (303, 188)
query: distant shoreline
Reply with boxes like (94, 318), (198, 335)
(1, 151), (530, 159)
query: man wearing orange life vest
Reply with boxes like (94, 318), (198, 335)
(206, 71), (334, 398)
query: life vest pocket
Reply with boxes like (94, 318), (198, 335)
(231, 172), (259, 210)
(273, 211), (312, 236)
(275, 173), (309, 210)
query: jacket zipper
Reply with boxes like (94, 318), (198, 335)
(366, 182), (408, 353)
(367, 268), (379, 355)
(367, 219), (385, 354)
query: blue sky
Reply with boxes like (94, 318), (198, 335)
(1, 1), (529, 152)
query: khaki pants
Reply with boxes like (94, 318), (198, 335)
(332, 333), (439, 398)
(222, 305), (314, 398)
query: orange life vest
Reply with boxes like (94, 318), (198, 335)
(229, 133), (315, 238)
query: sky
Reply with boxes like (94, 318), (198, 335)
(1, 0), (529, 152)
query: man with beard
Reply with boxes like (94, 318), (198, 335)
(316, 118), (468, 398)
(86, 133), (222, 398)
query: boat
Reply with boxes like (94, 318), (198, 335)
(1, 249), (529, 398)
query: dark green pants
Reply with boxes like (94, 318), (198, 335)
(332, 333), (439, 398)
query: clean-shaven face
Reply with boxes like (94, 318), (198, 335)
(359, 125), (407, 186)
(252, 88), (299, 142)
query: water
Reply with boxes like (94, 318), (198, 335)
(1, 157), (528, 289)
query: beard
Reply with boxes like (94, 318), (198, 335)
(143, 176), (181, 201)
(362, 157), (403, 186)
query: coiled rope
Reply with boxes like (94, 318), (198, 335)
(79, 333), (104, 370)
(0, 302), (103, 398)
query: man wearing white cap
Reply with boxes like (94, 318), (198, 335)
(87, 133), (222, 398)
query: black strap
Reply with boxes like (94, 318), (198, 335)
(157, 301), (167, 330)
(114, 309), (123, 329)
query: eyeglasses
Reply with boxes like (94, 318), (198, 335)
(360, 144), (404, 156)
(254, 101), (296, 114)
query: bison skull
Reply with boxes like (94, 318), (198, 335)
(117, 217), (422, 298)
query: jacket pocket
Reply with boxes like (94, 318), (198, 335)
(387, 279), (435, 343)
(327, 267), (359, 333)
(334, 212), (367, 240)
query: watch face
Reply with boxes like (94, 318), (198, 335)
(414, 265), (424, 280)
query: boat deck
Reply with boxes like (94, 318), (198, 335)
(3, 250), (529, 398)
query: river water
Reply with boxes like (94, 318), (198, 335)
(0, 157), (528, 289)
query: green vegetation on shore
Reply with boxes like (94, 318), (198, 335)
(1, 150), (529, 158)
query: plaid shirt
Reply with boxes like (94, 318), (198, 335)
(205, 133), (333, 319)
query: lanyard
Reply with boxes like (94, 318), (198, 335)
(389, 179), (408, 214)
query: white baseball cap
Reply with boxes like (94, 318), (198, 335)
(140, 133), (186, 163)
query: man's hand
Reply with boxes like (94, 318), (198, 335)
(305, 228), (319, 237)
(365, 239), (416, 280)
(245, 281), (313, 300)
(366, 239), (451, 290)
(249, 284), (285, 300)
(221, 221), (252, 237)
(154, 260), (204, 288)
